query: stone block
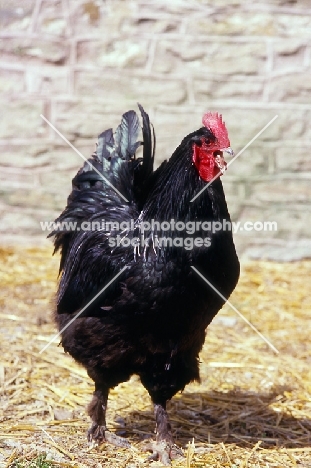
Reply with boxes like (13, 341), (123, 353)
(53, 98), (134, 139)
(268, 73), (311, 104)
(276, 14), (311, 37)
(25, 67), (69, 94)
(249, 179), (311, 204)
(275, 146), (311, 173)
(238, 204), (311, 240)
(155, 40), (267, 76)
(0, 211), (39, 233)
(123, 15), (181, 34)
(71, 1), (124, 35)
(0, 68), (25, 93)
(226, 146), (269, 178)
(0, 37), (68, 65)
(0, 170), (37, 190)
(272, 39), (306, 72)
(0, 98), (46, 139)
(194, 78), (264, 102)
(0, 188), (66, 212)
(187, 12), (275, 36)
(35, 1), (68, 37)
(76, 39), (149, 69)
(0, 3), (34, 33)
(0, 145), (48, 168)
(39, 170), (73, 196)
(0, 143), (79, 170)
(152, 40), (212, 75)
(74, 72), (187, 110)
(188, 10), (311, 38)
(52, 145), (93, 172)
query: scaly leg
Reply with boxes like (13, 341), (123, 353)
(144, 402), (183, 465)
(87, 384), (130, 448)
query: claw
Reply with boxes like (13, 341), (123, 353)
(87, 423), (131, 448)
(87, 422), (105, 443)
(104, 430), (131, 448)
(142, 440), (184, 465)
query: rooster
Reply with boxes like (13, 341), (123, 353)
(51, 104), (240, 464)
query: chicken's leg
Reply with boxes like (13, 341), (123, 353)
(87, 384), (130, 448)
(144, 402), (183, 465)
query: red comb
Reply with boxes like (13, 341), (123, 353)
(202, 112), (230, 149)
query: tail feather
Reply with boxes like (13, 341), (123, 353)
(96, 128), (115, 170)
(71, 128), (115, 190)
(72, 109), (147, 194)
(137, 103), (155, 182)
(55, 104), (155, 216)
(132, 104), (156, 203)
(115, 110), (141, 160)
(50, 105), (157, 273)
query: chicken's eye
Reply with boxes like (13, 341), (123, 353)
(204, 138), (212, 146)
(191, 136), (202, 146)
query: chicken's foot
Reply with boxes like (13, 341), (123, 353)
(143, 403), (183, 465)
(87, 386), (130, 448)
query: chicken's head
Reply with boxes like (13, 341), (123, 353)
(192, 112), (233, 182)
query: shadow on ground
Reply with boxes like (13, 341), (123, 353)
(116, 387), (311, 449)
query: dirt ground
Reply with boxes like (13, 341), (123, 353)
(0, 246), (311, 467)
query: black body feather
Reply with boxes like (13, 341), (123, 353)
(51, 104), (239, 453)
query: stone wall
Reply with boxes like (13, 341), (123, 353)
(1, 0), (311, 259)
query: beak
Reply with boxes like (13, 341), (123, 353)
(222, 146), (234, 156)
(214, 147), (233, 176)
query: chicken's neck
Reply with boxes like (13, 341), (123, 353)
(141, 138), (231, 235)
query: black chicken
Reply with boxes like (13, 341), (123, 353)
(51, 104), (240, 464)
